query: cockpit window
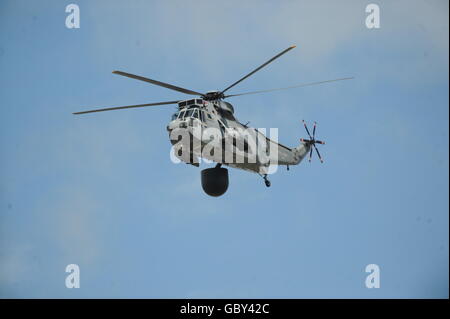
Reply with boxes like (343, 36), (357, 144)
(199, 110), (205, 122)
(175, 108), (206, 121)
(184, 109), (193, 118)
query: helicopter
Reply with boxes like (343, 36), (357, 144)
(73, 46), (353, 197)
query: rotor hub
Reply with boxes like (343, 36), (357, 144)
(203, 91), (224, 101)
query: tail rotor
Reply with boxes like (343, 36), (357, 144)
(300, 120), (325, 163)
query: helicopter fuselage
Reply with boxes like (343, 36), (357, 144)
(73, 46), (337, 195)
(166, 98), (310, 175)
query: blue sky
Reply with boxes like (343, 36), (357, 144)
(0, 0), (448, 298)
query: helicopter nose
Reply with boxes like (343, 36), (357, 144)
(179, 121), (188, 129)
(167, 120), (188, 137)
(167, 120), (179, 131)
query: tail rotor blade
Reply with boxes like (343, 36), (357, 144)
(312, 122), (317, 139)
(313, 144), (324, 163)
(302, 120), (313, 139)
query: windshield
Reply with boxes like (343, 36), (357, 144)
(184, 109), (193, 118)
(174, 108), (204, 121)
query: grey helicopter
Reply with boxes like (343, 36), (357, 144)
(73, 46), (353, 197)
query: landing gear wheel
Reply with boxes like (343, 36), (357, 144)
(263, 175), (271, 187)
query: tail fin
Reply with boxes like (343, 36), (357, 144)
(292, 141), (311, 165)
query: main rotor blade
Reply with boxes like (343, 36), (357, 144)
(113, 71), (203, 96)
(224, 77), (354, 98)
(220, 45), (296, 95)
(73, 100), (179, 115)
